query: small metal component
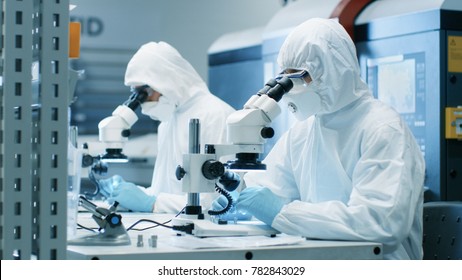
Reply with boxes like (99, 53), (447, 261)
(148, 235), (158, 248)
(137, 234), (144, 247)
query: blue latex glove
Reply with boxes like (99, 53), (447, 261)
(211, 191), (252, 221)
(107, 182), (156, 212)
(236, 186), (285, 225)
(98, 175), (125, 198)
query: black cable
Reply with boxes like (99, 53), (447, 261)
(207, 184), (233, 216)
(125, 207), (186, 232)
(128, 224), (165, 231)
(126, 219), (173, 231)
(175, 207), (186, 217)
(76, 223), (98, 233)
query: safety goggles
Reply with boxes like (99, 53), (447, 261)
(130, 85), (155, 96)
(276, 69), (309, 80)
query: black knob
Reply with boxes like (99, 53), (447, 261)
(202, 160), (225, 180)
(175, 165), (186, 180)
(449, 75), (457, 84)
(107, 213), (122, 228)
(81, 154), (94, 167)
(261, 127), (275, 139)
(92, 161), (108, 175)
(121, 129), (131, 137)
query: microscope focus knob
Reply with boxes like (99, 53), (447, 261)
(81, 153), (94, 167)
(261, 127), (275, 139)
(175, 165), (186, 180)
(202, 160), (225, 180)
(121, 129), (131, 137)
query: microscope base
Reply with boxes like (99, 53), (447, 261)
(172, 217), (279, 237)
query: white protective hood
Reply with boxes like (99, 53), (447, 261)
(125, 41), (208, 108)
(125, 42), (235, 213)
(277, 18), (371, 114)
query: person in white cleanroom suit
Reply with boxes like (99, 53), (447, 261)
(99, 41), (235, 213)
(236, 18), (425, 260)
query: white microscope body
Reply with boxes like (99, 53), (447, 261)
(96, 86), (151, 162)
(80, 86), (151, 198)
(173, 77), (293, 236)
(98, 105), (138, 151)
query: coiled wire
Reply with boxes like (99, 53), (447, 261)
(207, 184), (233, 216)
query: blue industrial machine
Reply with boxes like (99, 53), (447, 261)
(208, 27), (265, 110)
(355, 0), (462, 201)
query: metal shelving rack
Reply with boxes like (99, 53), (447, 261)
(1, 0), (69, 260)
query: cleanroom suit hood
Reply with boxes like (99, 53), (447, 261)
(125, 42), (235, 212)
(244, 18), (425, 259)
(277, 18), (370, 115)
(125, 41), (206, 109)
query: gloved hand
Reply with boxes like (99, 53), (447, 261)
(211, 191), (252, 221)
(98, 175), (125, 198)
(218, 171), (241, 192)
(107, 182), (156, 212)
(236, 186), (285, 226)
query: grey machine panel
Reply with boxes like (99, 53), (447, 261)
(208, 27), (265, 111)
(355, 0), (462, 201)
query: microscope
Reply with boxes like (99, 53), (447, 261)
(69, 86), (153, 245)
(97, 85), (152, 162)
(173, 77), (293, 237)
(81, 85), (151, 197)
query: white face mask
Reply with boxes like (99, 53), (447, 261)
(140, 96), (176, 122)
(283, 82), (322, 121)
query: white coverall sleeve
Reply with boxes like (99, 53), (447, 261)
(270, 122), (424, 257)
(153, 193), (186, 213)
(244, 130), (301, 202)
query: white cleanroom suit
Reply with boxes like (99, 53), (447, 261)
(124, 41), (235, 212)
(243, 18), (425, 259)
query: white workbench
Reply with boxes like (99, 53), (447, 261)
(67, 212), (383, 260)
